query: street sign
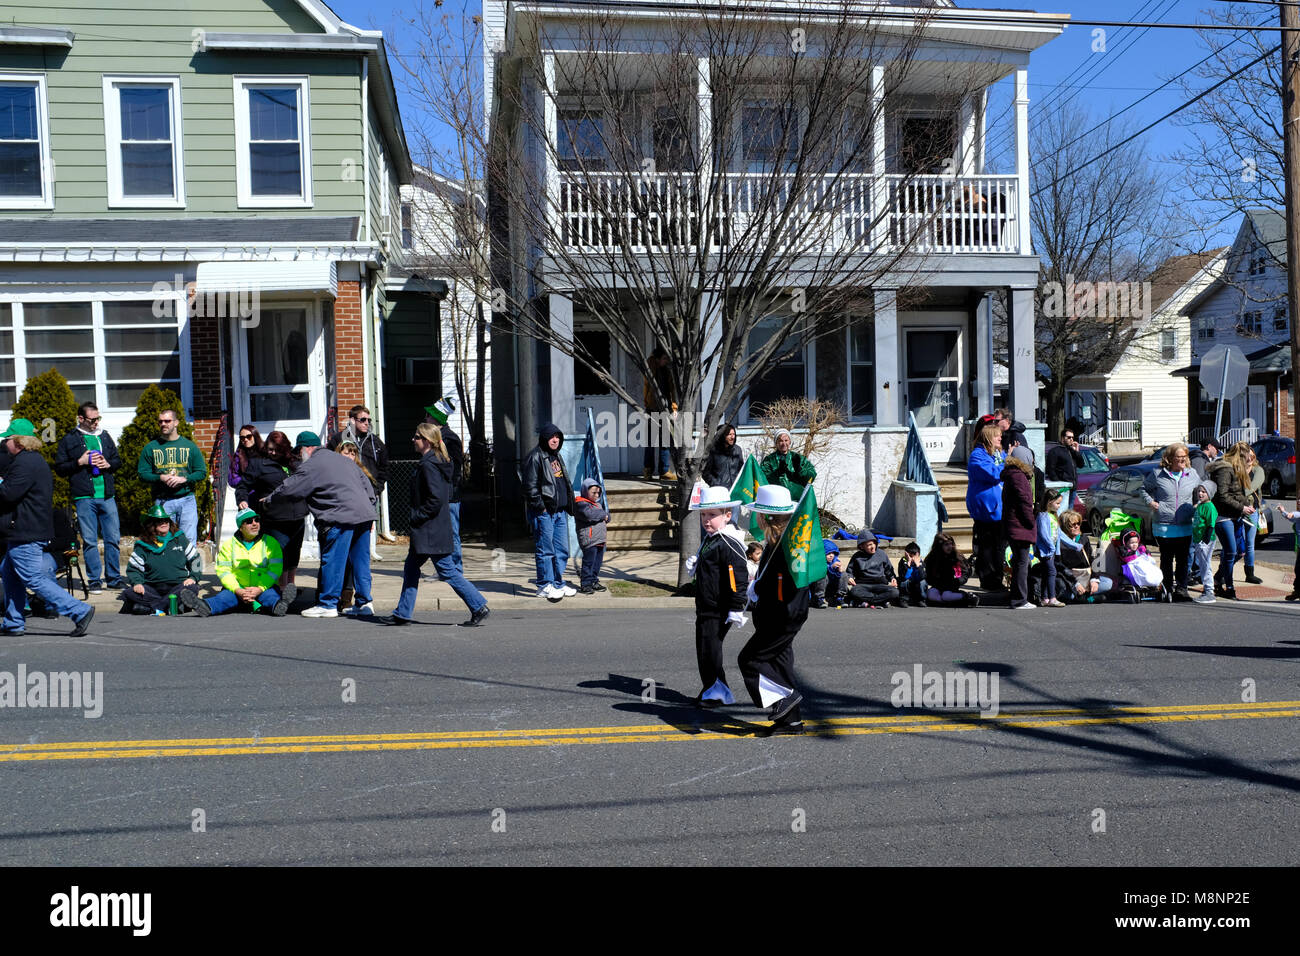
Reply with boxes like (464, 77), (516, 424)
(1199, 344), (1249, 400)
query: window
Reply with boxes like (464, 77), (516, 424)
(1274, 307), (1288, 333)
(234, 77), (311, 206)
(898, 114), (956, 174)
(102, 77), (185, 207)
(1198, 386), (1215, 415)
(1239, 311), (1262, 335)
(1195, 316), (1215, 342)
(245, 307), (311, 420)
(558, 110), (607, 172)
(23, 303), (96, 398)
(401, 202), (413, 250)
(0, 75), (52, 208)
(0, 303), (14, 406)
(1249, 254), (1266, 276)
(905, 329), (960, 427)
(100, 301), (182, 408)
(648, 104), (691, 171)
(741, 99), (801, 173)
(1160, 329), (1176, 361)
(743, 315), (806, 420)
(848, 320), (874, 421)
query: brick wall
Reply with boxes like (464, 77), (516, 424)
(188, 307), (224, 458)
(333, 279), (367, 420)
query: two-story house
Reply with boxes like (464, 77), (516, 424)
(484, 0), (1066, 532)
(1177, 209), (1292, 443)
(0, 0), (424, 533)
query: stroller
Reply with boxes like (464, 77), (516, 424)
(1110, 530), (1166, 603)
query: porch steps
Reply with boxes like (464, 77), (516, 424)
(932, 466), (975, 554)
(603, 478), (680, 551)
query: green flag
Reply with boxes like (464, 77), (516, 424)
(780, 484), (827, 589)
(730, 454), (765, 537)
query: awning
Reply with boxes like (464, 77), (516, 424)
(194, 260), (338, 297)
(1171, 343), (1292, 378)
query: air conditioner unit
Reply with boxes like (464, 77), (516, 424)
(395, 357), (440, 385)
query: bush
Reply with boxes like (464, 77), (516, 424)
(10, 368), (80, 511)
(115, 384), (213, 538)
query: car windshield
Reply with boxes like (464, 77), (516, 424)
(1079, 448), (1109, 473)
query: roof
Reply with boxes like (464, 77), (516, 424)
(0, 217), (360, 243)
(1171, 343), (1291, 378)
(1181, 209), (1286, 317)
(1146, 249), (1229, 315)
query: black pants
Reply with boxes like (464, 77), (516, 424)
(695, 613), (733, 693)
(119, 581), (196, 614)
(1155, 535), (1190, 592)
(1008, 542), (1032, 605)
(849, 583), (899, 606)
(739, 619), (802, 723)
(973, 519), (1005, 588)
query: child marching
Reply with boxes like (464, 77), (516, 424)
(684, 486), (750, 707)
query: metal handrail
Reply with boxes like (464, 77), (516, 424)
(904, 411), (949, 523)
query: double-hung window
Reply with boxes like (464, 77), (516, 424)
(234, 77), (312, 207)
(103, 76), (185, 207)
(0, 75), (52, 208)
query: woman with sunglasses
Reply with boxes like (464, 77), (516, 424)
(229, 424), (264, 492)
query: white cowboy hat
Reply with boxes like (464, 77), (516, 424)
(689, 485), (743, 510)
(745, 484), (797, 514)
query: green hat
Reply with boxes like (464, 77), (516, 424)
(236, 508), (259, 526)
(142, 505), (172, 525)
(424, 396), (456, 425)
(295, 430), (321, 448)
(0, 418), (36, 438)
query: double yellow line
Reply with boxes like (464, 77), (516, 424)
(3, 701), (1297, 763)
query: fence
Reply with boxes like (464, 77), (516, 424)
(385, 459), (419, 535)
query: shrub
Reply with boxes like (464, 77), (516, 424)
(10, 368), (80, 511)
(115, 385), (213, 537)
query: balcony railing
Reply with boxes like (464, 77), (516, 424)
(555, 171), (1021, 255)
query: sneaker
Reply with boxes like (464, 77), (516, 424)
(1194, 593), (1217, 604)
(178, 589), (201, 614)
(302, 605), (339, 618)
(767, 691), (804, 723)
(662, 471), (679, 481)
(1173, 588), (1192, 602)
(1285, 591), (1300, 602)
(1043, 598), (1066, 608)
(811, 599), (829, 609)
(543, 585), (563, 603)
(344, 602), (375, 617)
(381, 614), (414, 626)
(592, 582), (608, 592)
(193, 598), (213, 618)
(89, 587), (104, 596)
(1011, 602), (1035, 610)
(462, 605), (491, 627)
(271, 584), (297, 617)
(70, 607), (94, 637)
(560, 584), (578, 597)
(578, 584), (594, 595)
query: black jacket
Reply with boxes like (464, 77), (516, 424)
(54, 428), (122, 499)
(752, 543), (810, 631)
(329, 428), (388, 495)
(695, 531), (748, 615)
(240, 455), (309, 523)
(702, 442), (745, 490)
(441, 425), (464, 504)
(409, 450), (454, 555)
(1045, 444), (1081, 486)
(521, 424), (572, 515)
(0, 448), (55, 544)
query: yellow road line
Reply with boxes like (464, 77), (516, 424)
(2, 701), (1297, 763)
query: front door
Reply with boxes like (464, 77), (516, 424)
(236, 303), (324, 438)
(1247, 384), (1266, 437)
(572, 324), (624, 474)
(905, 327), (964, 464)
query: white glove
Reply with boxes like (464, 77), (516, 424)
(685, 555), (698, 576)
(746, 580), (758, 604)
(726, 611), (748, 628)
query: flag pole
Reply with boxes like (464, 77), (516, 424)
(753, 483), (813, 583)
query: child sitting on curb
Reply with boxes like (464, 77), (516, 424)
(845, 531), (899, 608)
(811, 538), (847, 608)
(923, 533), (975, 606)
(896, 542), (927, 607)
(573, 478), (609, 594)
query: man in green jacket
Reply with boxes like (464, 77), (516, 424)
(201, 509), (294, 617)
(137, 408), (206, 546)
(120, 506), (205, 615)
(761, 428), (816, 498)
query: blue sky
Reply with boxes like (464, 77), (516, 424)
(328, 0), (1277, 246)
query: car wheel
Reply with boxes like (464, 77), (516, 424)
(1267, 472), (1282, 499)
(1089, 510), (1105, 538)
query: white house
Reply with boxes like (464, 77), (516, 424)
(483, 0), (1066, 532)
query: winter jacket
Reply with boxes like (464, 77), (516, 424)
(897, 556), (926, 587)
(1001, 464), (1036, 544)
(924, 551), (967, 593)
(846, 548), (895, 587)
(329, 427), (389, 495)
(137, 436), (206, 500)
(54, 427), (122, 500)
(1140, 467), (1200, 529)
(239, 455), (309, 523)
(127, 531), (203, 587)
(1207, 460), (1250, 519)
(966, 447), (1004, 522)
(573, 477), (609, 549)
(1193, 500), (1219, 544)
(266, 448), (377, 526)
(702, 441), (745, 490)
(1045, 443), (1082, 486)
(408, 449), (454, 555)
(441, 425), (464, 504)
(695, 530), (748, 615)
(216, 533), (284, 591)
(752, 542), (810, 631)
(0, 448), (55, 544)
(1058, 532), (1093, 571)
(521, 424), (572, 514)
(761, 451), (816, 496)
(1036, 511), (1060, 558)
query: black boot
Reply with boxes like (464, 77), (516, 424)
(1245, 565), (1263, 584)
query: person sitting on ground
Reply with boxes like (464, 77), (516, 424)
(896, 542), (928, 608)
(923, 533), (975, 607)
(844, 531), (899, 608)
(811, 538), (847, 609)
(120, 506), (204, 615)
(1035, 486), (1066, 607)
(201, 509), (294, 617)
(573, 478), (609, 594)
(1057, 510), (1109, 602)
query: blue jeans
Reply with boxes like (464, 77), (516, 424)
(1238, 513), (1257, 568)
(643, 444), (671, 475)
(394, 548), (486, 618)
(207, 585), (282, 615)
(317, 523), (372, 610)
(2, 541), (91, 631)
(75, 497), (123, 587)
(580, 545), (604, 588)
(157, 494), (198, 546)
(1215, 518), (1239, 585)
(529, 509), (569, 589)
(449, 501), (463, 574)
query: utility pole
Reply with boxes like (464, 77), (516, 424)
(1283, 3), (1300, 473)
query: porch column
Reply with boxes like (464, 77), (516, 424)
(549, 292), (575, 434)
(976, 88), (988, 174)
(543, 54), (559, 234)
(958, 93), (977, 176)
(870, 64), (887, 250)
(1007, 287), (1036, 424)
(697, 57), (713, 219)
(699, 290), (723, 415)
(974, 291), (993, 414)
(1014, 68), (1030, 254)
(874, 288), (899, 426)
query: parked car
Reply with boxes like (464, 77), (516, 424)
(1251, 436), (1295, 498)
(1143, 442), (1201, 463)
(1045, 442), (1111, 510)
(1079, 463), (1161, 543)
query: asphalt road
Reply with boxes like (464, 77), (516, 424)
(2, 601), (1298, 866)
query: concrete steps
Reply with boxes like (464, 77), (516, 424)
(604, 478), (680, 551)
(933, 467), (974, 553)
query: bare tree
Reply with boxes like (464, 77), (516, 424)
(488, 1), (992, 575)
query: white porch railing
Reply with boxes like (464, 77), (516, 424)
(1107, 420), (1140, 441)
(1187, 424), (1260, 446)
(1082, 427), (1105, 446)
(555, 171), (1021, 255)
